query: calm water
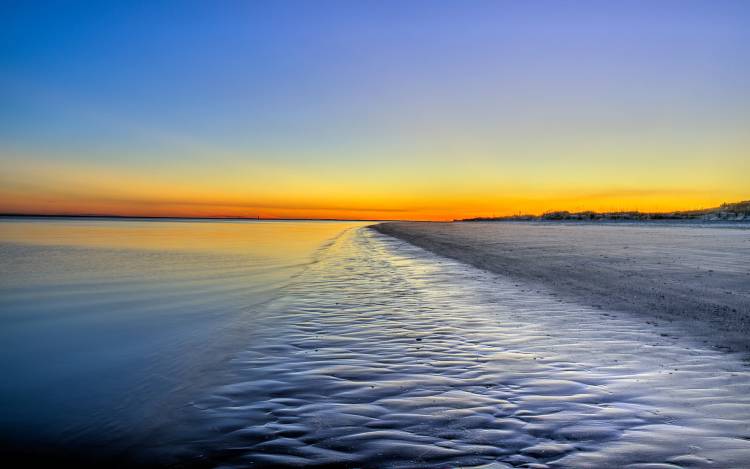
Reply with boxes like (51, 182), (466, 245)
(0, 219), (366, 455)
(1, 219), (749, 468)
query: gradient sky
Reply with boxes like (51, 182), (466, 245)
(1, 1), (748, 220)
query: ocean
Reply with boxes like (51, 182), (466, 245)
(1, 218), (749, 467)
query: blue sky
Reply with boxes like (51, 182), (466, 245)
(1, 1), (748, 218)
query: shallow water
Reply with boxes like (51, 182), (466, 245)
(0, 218), (366, 451)
(1, 220), (749, 468)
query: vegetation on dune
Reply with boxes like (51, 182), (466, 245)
(461, 200), (750, 222)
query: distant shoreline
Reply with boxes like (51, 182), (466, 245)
(460, 218), (750, 225)
(3, 199), (749, 223)
(460, 200), (750, 222)
(0, 214), (392, 222)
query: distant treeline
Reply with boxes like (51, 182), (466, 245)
(461, 200), (750, 222)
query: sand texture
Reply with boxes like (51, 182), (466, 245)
(373, 222), (750, 353)
(179, 228), (750, 468)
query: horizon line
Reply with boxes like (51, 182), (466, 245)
(0, 213), (399, 222)
(2, 199), (747, 223)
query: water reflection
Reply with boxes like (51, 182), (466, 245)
(1, 219), (749, 468)
(0, 218), (365, 454)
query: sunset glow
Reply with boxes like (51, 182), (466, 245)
(2, 1), (748, 220)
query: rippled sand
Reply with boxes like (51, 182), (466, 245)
(172, 227), (750, 468)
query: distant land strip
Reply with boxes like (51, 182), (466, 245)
(461, 200), (750, 222)
(0, 214), (392, 222)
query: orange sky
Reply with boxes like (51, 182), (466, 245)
(2, 2), (748, 221)
(1, 156), (746, 220)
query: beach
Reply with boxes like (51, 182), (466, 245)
(3, 219), (750, 467)
(373, 221), (750, 353)
(5, 1), (750, 466)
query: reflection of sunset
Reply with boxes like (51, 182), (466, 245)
(2, 3), (750, 467)
(0, 218), (366, 256)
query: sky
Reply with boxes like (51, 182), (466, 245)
(1, 0), (748, 220)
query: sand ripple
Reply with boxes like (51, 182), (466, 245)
(176, 228), (750, 468)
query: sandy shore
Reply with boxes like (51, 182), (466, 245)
(373, 222), (750, 353)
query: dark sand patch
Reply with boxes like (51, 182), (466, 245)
(372, 222), (750, 353)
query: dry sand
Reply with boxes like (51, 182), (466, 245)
(373, 222), (750, 353)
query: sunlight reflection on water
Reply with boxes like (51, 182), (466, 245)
(0, 218), (365, 450)
(1, 219), (749, 468)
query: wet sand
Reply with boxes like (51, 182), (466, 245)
(373, 222), (750, 353)
(178, 228), (750, 468)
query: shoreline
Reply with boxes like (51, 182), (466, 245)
(372, 221), (750, 354)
